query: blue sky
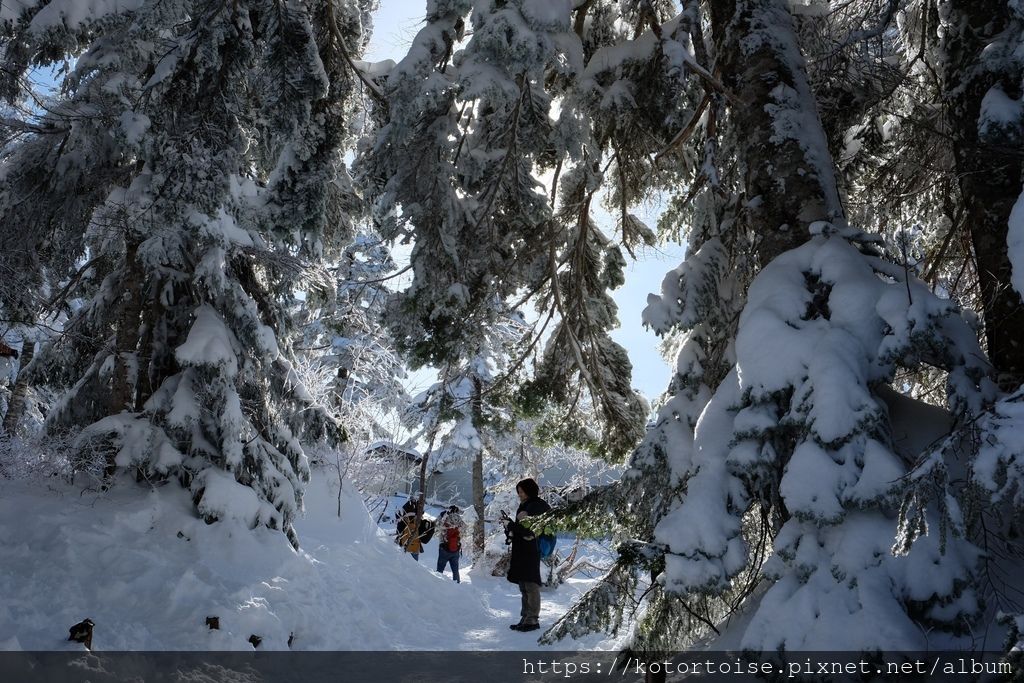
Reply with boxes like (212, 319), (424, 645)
(366, 2), (688, 403)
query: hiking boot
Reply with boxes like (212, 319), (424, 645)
(518, 623), (540, 632)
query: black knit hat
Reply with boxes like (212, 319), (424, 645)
(516, 477), (540, 498)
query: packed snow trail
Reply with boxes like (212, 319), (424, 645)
(0, 473), (617, 651)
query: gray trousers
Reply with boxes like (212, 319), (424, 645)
(519, 581), (541, 625)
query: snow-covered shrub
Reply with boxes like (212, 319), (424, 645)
(972, 388), (1024, 510)
(0, 431), (105, 483)
(652, 232), (995, 650)
(900, 380), (1024, 626)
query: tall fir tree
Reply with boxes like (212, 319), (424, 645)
(0, 0), (376, 546)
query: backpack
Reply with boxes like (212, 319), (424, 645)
(419, 517), (435, 544)
(397, 516), (422, 553)
(538, 532), (556, 560)
(445, 526), (461, 552)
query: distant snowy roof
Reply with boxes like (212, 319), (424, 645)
(364, 440), (421, 460)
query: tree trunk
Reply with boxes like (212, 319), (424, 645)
(944, 0), (1024, 389)
(103, 239), (145, 477)
(132, 275), (166, 411)
(712, 0), (845, 267)
(416, 425), (439, 533)
(471, 376), (486, 554)
(2, 338), (34, 435)
(110, 239), (145, 414)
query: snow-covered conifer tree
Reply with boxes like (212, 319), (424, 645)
(0, 0), (375, 546)
(403, 305), (526, 551)
(297, 227), (409, 444)
(541, 0), (1005, 654)
(359, 0), (648, 461)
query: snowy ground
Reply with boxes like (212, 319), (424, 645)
(0, 471), (622, 651)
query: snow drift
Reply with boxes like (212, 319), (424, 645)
(0, 472), (500, 651)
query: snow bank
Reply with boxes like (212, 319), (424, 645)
(0, 473), (493, 650)
(0, 471), (616, 651)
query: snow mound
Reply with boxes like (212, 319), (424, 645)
(0, 473), (498, 650)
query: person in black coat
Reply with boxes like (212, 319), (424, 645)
(504, 477), (551, 632)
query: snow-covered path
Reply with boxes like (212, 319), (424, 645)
(0, 472), (620, 651)
(379, 550), (609, 650)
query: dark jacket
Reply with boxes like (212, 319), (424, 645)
(506, 496), (551, 585)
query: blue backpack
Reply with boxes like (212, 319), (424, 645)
(538, 533), (556, 560)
